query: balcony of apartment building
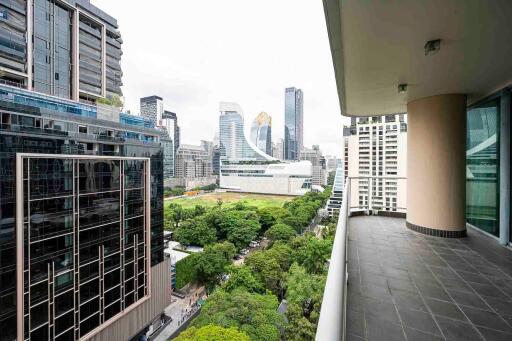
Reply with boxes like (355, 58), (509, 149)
(318, 1), (512, 340)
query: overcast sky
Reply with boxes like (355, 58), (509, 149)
(92, 0), (345, 156)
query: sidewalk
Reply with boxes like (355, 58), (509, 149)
(153, 288), (205, 341)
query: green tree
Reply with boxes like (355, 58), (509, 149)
(257, 206), (289, 232)
(219, 210), (261, 249)
(175, 254), (200, 289)
(284, 304), (317, 341)
(291, 235), (333, 274)
(193, 289), (284, 341)
(194, 242), (236, 289)
(223, 265), (264, 293)
(285, 263), (325, 314)
(265, 223), (296, 241)
(174, 217), (217, 247)
(244, 242), (293, 292)
(173, 324), (250, 341)
(166, 203), (184, 229)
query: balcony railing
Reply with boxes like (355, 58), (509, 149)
(315, 176), (407, 341)
(316, 179), (350, 341)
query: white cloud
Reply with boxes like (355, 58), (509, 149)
(92, 0), (346, 156)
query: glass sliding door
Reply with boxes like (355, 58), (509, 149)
(466, 99), (500, 236)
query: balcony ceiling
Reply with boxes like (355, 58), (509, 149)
(323, 0), (512, 116)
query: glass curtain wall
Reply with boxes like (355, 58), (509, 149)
(466, 99), (500, 236)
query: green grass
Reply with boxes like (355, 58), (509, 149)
(165, 192), (293, 209)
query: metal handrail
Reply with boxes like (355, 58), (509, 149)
(315, 180), (350, 341)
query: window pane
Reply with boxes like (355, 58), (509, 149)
(466, 99), (499, 236)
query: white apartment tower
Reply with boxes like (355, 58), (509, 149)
(342, 114), (407, 213)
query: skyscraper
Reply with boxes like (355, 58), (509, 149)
(0, 0), (123, 103)
(140, 95), (164, 127)
(284, 87), (304, 160)
(250, 112), (272, 156)
(342, 114), (407, 212)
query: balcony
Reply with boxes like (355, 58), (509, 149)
(316, 178), (512, 341)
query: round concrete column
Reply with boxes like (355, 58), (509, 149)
(406, 94), (467, 237)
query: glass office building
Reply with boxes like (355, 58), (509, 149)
(0, 0), (123, 103)
(250, 112), (272, 156)
(0, 86), (167, 340)
(17, 155), (150, 341)
(284, 87), (303, 160)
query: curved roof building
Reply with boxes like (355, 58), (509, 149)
(250, 112), (272, 156)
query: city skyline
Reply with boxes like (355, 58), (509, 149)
(90, 0), (344, 157)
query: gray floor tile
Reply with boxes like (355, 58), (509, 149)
(481, 297), (512, 316)
(366, 316), (405, 341)
(347, 333), (365, 341)
(426, 299), (467, 321)
(404, 327), (444, 341)
(459, 305), (512, 332)
(468, 282), (509, 300)
(398, 307), (441, 336)
(476, 327), (512, 341)
(447, 289), (491, 311)
(416, 283), (452, 302)
(362, 283), (393, 302)
(364, 299), (401, 324)
(435, 316), (484, 341)
(393, 291), (428, 312)
(347, 309), (366, 337)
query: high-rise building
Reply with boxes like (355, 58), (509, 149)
(250, 112), (272, 156)
(284, 87), (303, 160)
(162, 137), (174, 180)
(273, 138), (284, 160)
(341, 114), (407, 213)
(0, 3), (171, 340)
(140, 96), (164, 127)
(173, 143), (216, 190)
(0, 0), (123, 103)
(219, 102), (312, 195)
(0, 84), (170, 341)
(162, 110), (180, 153)
(300, 145), (327, 186)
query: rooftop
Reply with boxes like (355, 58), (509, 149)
(347, 215), (512, 341)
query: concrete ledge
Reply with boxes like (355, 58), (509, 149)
(406, 221), (467, 238)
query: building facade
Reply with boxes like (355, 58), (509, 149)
(171, 143), (216, 190)
(0, 83), (170, 341)
(284, 87), (303, 160)
(300, 145), (327, 186)
(140, 96), (164, 128)
(0, 0), (123, 103)
(249, 112), (272, 156)
(342, 114), (407, 213)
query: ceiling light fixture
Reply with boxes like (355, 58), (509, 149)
(424, 39), (441, 56)
(398, 84), (408, 94)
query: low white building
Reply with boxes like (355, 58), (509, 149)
(220, 160), (312, 196)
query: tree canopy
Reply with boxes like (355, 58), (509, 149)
(193, 289), (284, 341)
(174, 324), (250, 341)
(265, 223), (297, 241)
(174, 217), (217, 247)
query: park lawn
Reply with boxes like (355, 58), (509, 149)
(165, 192), (293, 210)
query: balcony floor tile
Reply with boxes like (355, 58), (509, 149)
(346, 216), (512, 341)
